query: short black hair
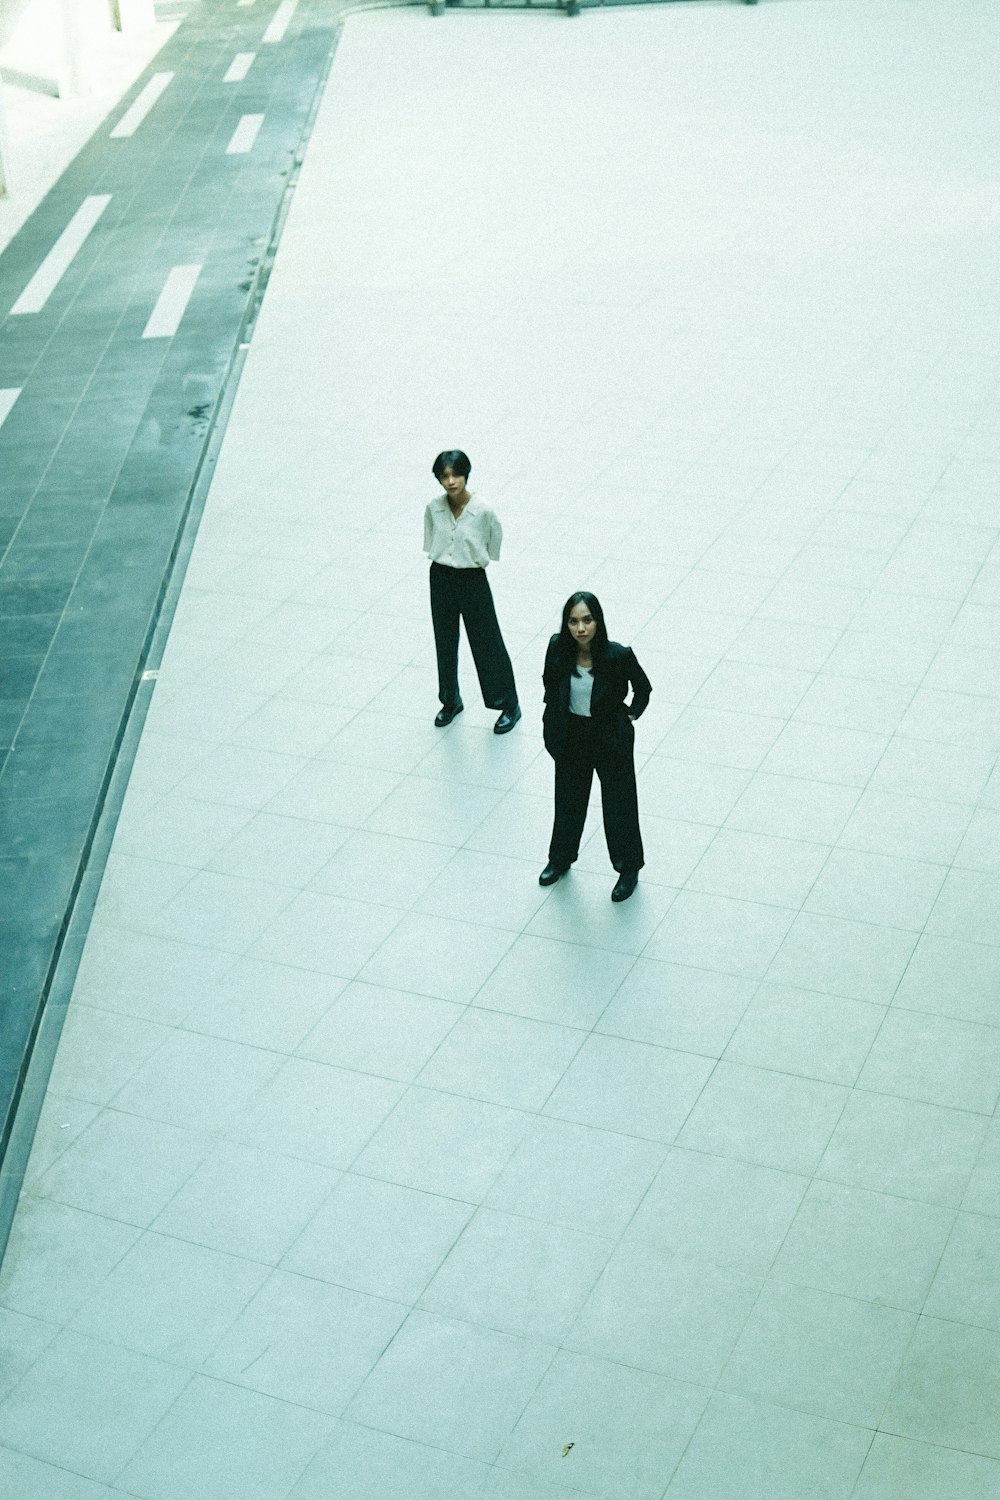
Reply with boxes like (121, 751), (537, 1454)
(432, 450), (471, 481)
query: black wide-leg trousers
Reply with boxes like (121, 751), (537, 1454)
(548, 715), (644, 873)
(429, 562), (518, 712)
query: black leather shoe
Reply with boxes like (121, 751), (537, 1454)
(611, 871), (639, 902)
(434, 701), (463, 727)
(493, 705), (521, 735)
(539, 861), (569, 886)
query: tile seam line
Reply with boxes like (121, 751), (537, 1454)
(0, 19), (345, 1272)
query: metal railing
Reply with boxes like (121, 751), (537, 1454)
(427, 0), (757, 12)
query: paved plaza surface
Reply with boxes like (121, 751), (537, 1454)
(3, 0), (1000, 1494)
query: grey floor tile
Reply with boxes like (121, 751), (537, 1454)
(232, 1056), (404, 1169)
(297, 981), (462, 1081)
(817, 1092), (987, 1206)
(91, 856), (195, 930)
(109, 1029), (284, 1132)
(417, 848), (549, 931)
(964, 1121), (1000, 1216)
(881, 1317), (1000, 1458)
(320, 710), (444, 774)
(0, 1447), (113, 1499)
(656, 706), (785, 771)
(344, 1311), (555, 1463)
(353, 1088), (531, 1202)
(773, 1179), (953, 1311)
(597, 960), (754, 1057)
(722, 983), (884, 1085)
(0, 1308), (60, 1403)
(693, 660), (813, 719)
(417, 1009), (585, 1112)
(416, 723), (545, 791)
(677, 1061), (847, 1174)
(719, 1279), (915, 1426)
(761, 720), (890, 786)
(479, 1467), (587, 1498)
(464, 791), (554, 859)
(892, 934), (1000, 1025)
(925, 867), (1000, 946)
(923, 1211), (1000, 1331)
(67, 1231), (268, 1366)
(69, 928), (233, 1027)
(821, 630), (939, 687)
(204, 1269), (407, 1413)
(283, 1173), (473, 1303)
(544, 1034), (713, 1144)
(229, 697), (355, 758)
(151, 1141), (338, 1263)
(250, 889), (404, 978)
(485, 1117), (667, 1239)
(686, 828), (830, 909)
(638, 757), (752, 825)
(359, 912), (516, 1002)
(113, 793), (252, 870)
(0, 1330), (190, 1484)
(0, 1199), (140, 1326)
(839, 788), (973, 864)
(566, 1239), (760, 1386)
(766, 911), (918, 1004)
(473, 934), (635, 1028)
(33, 1108), (211, 1227)
(117, 1374), (336, 1500)
(309, 829), (455, 909)
(288, 1422), (490, 1500)
(266, 759), (402, 827)
(20, 1094), (100, 1191)
(420, 1208), (612, 1342)
(623, 1149), (808, 1278)
(724, 772), (859, 845)
(644, 891), (795, 980)
(172, 743), (307, 810)
(851, 1433), (1000, 1500)
(869, 736), (995, 803)
(208, 812), (351, 888)
(45, 1005), (172, 1108)
(899, 687), (1000, 754)
(953, 806), (1000, 873)
(793, 674), (915, 735)
(11, 11), (1000, 1500)
(142, 869), (298, 954)
(804, 848), (947, 932)
(524, 871), (677, 957)
(364, 775), (503, 844)
(663, 1391), (871, 1500)
(499, 1349), (708, 1500)
(858, 1008), (1000, 1113)
(181, 958), (347, 1054)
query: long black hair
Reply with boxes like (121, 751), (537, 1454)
(557, 591), (609, 674)
(432, 450), (471, 481)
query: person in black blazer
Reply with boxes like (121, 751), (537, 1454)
(539, 591), (652, 902)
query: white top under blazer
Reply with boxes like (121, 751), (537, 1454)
(569, 667), (594, 717)
(424, 493), (503, 569)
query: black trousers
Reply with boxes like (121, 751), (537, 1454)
(548, 714), (644, 873)
(429, 563), (518, 712)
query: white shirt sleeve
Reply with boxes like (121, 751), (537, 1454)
(486, 508), (503, 562)
(423, 503), (434, 557)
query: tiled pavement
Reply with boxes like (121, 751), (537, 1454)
(3, 0), (1000, 1496)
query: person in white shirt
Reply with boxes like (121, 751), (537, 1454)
(424, 450), (521, 733)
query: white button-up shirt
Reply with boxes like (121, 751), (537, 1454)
(423, 493), (503, 569)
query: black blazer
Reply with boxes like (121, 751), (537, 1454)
(542, 636), (652, 759)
